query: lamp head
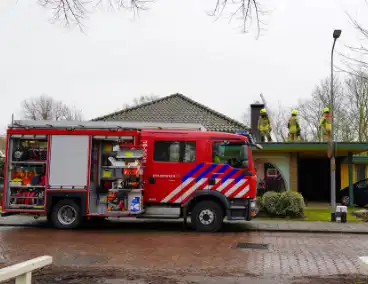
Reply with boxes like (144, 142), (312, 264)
(333, 29), (342, 39)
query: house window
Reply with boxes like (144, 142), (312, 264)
(154, 141), (196, 162)
(356, 164), (366, 182)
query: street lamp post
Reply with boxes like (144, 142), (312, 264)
(330, 29), (341, 222)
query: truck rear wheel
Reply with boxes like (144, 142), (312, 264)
(191, 200), (224, 232)
(51, 200), (81, 229)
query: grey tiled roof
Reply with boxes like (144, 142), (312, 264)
(93, 93), (249, 133)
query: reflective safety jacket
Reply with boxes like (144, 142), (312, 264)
(258, 115), (271, 132)
(288, 116), (300, 134)
(213, 155), (221, 163)
(320, 114), (332, 131)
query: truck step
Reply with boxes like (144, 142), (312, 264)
(144, 206), (181, 216)
(227, 216), (246, 221)
(229, 206), (247, 210)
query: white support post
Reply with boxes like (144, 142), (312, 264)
(0, 255), (52, 284)
(15, 272), (32, 284)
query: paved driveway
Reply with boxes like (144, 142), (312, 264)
(1, 218), (368, 283)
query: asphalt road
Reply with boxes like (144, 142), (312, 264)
(1, 217), (368, 283)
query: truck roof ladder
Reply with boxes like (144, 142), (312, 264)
(9, 120), (207, 131)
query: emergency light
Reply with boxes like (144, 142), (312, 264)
(235, 130), (249, 136)
(235, 130), (263, 150)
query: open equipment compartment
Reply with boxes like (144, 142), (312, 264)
(89, 135), (144, 216)
(5, 135), (48, 210)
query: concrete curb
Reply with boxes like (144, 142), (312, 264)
(246, 228), (368, 235)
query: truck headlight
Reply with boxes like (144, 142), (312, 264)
(250, 200), (256, 209)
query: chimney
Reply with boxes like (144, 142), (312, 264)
(250, 103), (265, 142)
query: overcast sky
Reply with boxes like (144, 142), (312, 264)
(0, 0), (367, 134)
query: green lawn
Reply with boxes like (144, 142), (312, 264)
(303, 207), (362, 222)
(257, 207), (364, 223)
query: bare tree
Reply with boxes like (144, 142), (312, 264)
(269, 102), (289, 142)
(241, 106), (251, 126)
(22, 95), (83, 121)
(37, 0), (264, 35)
(241, 101), (288, 142)
(123, 94), (159, 109)
(336, 2), (368, 79)
(296, 77), (349, 142)
(345, 71), (368, 142)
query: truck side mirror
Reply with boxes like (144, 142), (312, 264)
(242, 160), (249, 169)
(242, 170), (253, 177)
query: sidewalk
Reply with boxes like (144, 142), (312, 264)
(1, 215), (368, 234)
(245, 219), (368, 234)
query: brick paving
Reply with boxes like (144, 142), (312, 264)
(1, 216), (368, 282)
(0, 221), (368, 280)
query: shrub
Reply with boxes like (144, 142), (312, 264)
(281, 191), (305, 218)
(261, 191), (305, 218)
(261, 191), (280, 216)
(353, 209), (368, 222)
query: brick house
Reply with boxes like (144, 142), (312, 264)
(249, 103), (368, 204)
(93, 93), (247, 132)
(94, 93), (368, 204)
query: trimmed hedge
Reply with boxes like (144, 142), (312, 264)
(261, 191), (305, 218)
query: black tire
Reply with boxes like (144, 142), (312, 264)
(51, 199), (81, 229)
(46, 213), (52, 224)
(341, 196), (350, 206)
(191, 200), (224, 232)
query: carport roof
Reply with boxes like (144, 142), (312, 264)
(253, 142), (368, 157)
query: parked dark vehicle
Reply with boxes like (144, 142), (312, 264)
(339, 179), (368, 207)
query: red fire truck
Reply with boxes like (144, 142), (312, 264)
(1, 120), (260, 232)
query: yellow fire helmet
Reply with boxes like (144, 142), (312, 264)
(260, 108), (266, 114)
(291, 110), (297, 115)
(323, 107), (330, 113)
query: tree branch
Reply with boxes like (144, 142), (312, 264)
(37, 0), (264, 36)
(210, 0), (264, 37)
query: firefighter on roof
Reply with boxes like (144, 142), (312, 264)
(257, 108), (272, 142)
(320, 107), (332, 141)
(287, 110), (300, 142)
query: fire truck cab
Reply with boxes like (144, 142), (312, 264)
(2, 120), (259, 232)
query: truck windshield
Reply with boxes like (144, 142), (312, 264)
(212, 141), (249, 168)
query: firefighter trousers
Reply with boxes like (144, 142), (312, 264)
(288, 132), (300, 142)
(260, 131), (272, 142)
(322, 129), (331, 141)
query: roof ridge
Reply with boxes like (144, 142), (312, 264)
(173, 93), (248, 129)
(92, 95), (175, 121)
(93, 93), (248, 129)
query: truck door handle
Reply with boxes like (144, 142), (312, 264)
(148, 176), (155, 184)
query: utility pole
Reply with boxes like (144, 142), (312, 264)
(330, 29), (342, 222)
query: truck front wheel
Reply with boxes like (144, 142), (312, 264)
(51, 200), (81, 229)
(191, 200), (224, 232)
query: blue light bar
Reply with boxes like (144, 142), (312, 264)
(235, 130), (249, 136)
